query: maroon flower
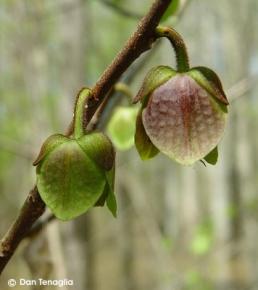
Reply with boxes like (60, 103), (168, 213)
(134, 66), (229, 165)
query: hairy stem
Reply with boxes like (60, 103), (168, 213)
(156, 25), (190, 72)
(0, 187), (45, 274)
(73, 88), (92, 139)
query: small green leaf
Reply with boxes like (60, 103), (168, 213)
(204, 146), (218, 165)
(161, 0), (180, 22)
(36, 139), (106, 220)
(33, 134), (69, 166)
(78, 132), (115, 171)
(135, 110), (159, 160)
(107, 106), (138, 151)
(133, 66), (177, 105)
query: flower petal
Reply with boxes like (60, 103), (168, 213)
(142, 75), (227, 165)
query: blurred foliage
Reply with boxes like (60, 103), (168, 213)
(107, 106), (138, 150)
(185, 271), (214, 290)
(190, 220), (214, 256)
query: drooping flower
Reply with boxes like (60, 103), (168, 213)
(134, 66), (228, 165)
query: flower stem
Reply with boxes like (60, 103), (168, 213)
(74, 88), (92, 139)
(156, 26), (190, 72)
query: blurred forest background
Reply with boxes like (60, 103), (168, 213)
(1, 0), (258, 289)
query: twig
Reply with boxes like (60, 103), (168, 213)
(0, 0), (172, 275)
(0, 187), (45, 273)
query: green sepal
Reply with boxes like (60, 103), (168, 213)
(95, 186), (109, 207)
(135, 109), (159, 160)
(105, 166), (117, 217)
(33, 134), (69, 166)
(133, 66), (177, 106)
(77, 132), (115, 171)
(78, 132), (117, 217)
(106, 190), (117, 218)
(94, 163), (117, 217)
(204, 146), (218, 165)
(36, 139), (106, 221)
(188, 67), (229, 108)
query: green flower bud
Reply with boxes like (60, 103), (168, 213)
(33, 88), (117, 220)
(33, 132), (116, 220)
(134, 66), (229, 165)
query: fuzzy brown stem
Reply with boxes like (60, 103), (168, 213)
(0, 187), (45, 274)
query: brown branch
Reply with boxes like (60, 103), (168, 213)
(0, 0), (172, 275)
(0, 187), (45, 273)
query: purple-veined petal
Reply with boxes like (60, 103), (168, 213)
(142, 74), (227, 165)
